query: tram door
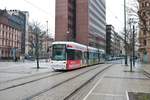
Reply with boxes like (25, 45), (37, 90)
(82, 52), (86, 67)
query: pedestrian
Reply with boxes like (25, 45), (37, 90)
(20, 55), (22, 62)
(22, 55), (25, 62)
(15, 57), (17, 62)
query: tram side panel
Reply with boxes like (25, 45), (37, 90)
(66, 49), (82, 70)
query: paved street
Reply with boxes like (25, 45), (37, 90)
(0, 61), (150, 100)
(0, 60), (52, 83)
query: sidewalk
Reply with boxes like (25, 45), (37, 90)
(83, 64), (150, 100)
(142, 63), (150, 77)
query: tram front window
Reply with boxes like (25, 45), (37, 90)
(52, 44), (66, 60)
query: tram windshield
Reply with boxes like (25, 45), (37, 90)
(52, 44), (66, 60)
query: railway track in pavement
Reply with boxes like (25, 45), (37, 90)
(0, 64), (112, 100)
(0, 64), (105, 92)
(0, 71), (62, 91)
(0, 71), (59, 84)
(25, 64), (113, 100)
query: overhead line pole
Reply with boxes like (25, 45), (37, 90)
(124, 0), (128, 66)
(132, 25), (135, 67)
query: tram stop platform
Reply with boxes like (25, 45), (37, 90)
(83, 63), (150, 100)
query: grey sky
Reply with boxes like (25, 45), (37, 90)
(0, 0), (125, 37)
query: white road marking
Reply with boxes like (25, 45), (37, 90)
(91, 93), (124, 97)
(126, 90), (129, 100)
(82, 75), (104, 100)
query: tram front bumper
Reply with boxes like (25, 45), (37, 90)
(50, 61), (66, 70)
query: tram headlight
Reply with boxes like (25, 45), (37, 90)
(63, 62), (66, 64)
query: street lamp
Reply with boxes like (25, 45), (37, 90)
(66, 31), (70, 41)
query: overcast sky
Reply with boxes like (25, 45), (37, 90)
(0, 0), (125, 37)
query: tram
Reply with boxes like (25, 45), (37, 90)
(50, 41), (105, 70)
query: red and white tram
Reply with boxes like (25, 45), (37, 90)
(50, 41), (105, 70)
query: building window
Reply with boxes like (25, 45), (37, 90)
(0, 39), (1, 46)
(142, 3), (145, 7)
(1, 50), (3, 57)
(2, 31), (4, 38)
(143, 31), (146, 36)
(0, 30), (2, 37)
(145, 2), (149, 7)
(144, 40), (147, 46)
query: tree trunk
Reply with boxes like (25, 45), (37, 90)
(35, 33), (40, 69)
(130, 56), (133, 72)
(36, 54), (39, 69)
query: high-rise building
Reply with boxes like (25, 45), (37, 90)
(138, 0), (150, 63)
(106, 25), (114, 55)
(55, 0), (106, 50)
(106, 25), (123, 57)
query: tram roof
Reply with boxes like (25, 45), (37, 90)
(52, 41), (105, 52)
(52, 41), (86, 47)
(52, 41), (87, 51)
(98, 49), (105, 53)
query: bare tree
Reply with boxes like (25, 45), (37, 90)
(30, 22), (45, 69)
(127, 0), (150, 34)
(127, 0), (150, 63)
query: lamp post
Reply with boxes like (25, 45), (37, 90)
(129, 18), (136, 70)
(46, 21), (49, 62)
(132, 25), (135, 67)
(46, 20), (48, 53)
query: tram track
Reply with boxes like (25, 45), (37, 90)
(0, 64), (104, 93)
(143, 71), (150, 79)
(0, 71), (62, 91)
(24, 64), (113, 100)
(0, 64), (101, 92)
(0, 71), (56, 84)
(63, 64), (112, 100)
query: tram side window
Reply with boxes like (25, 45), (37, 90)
(67, 49), (75, 60)
(67, 49), (82, 60)
(98, 52), (101, 60)
(102, 54), (105, 59)
(84, 52), (88, 59)
(75, 50), (82, 60)
(96, 53), (99, 59)
(89, 52), (93, 59)
(93, 52), (97, 59)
